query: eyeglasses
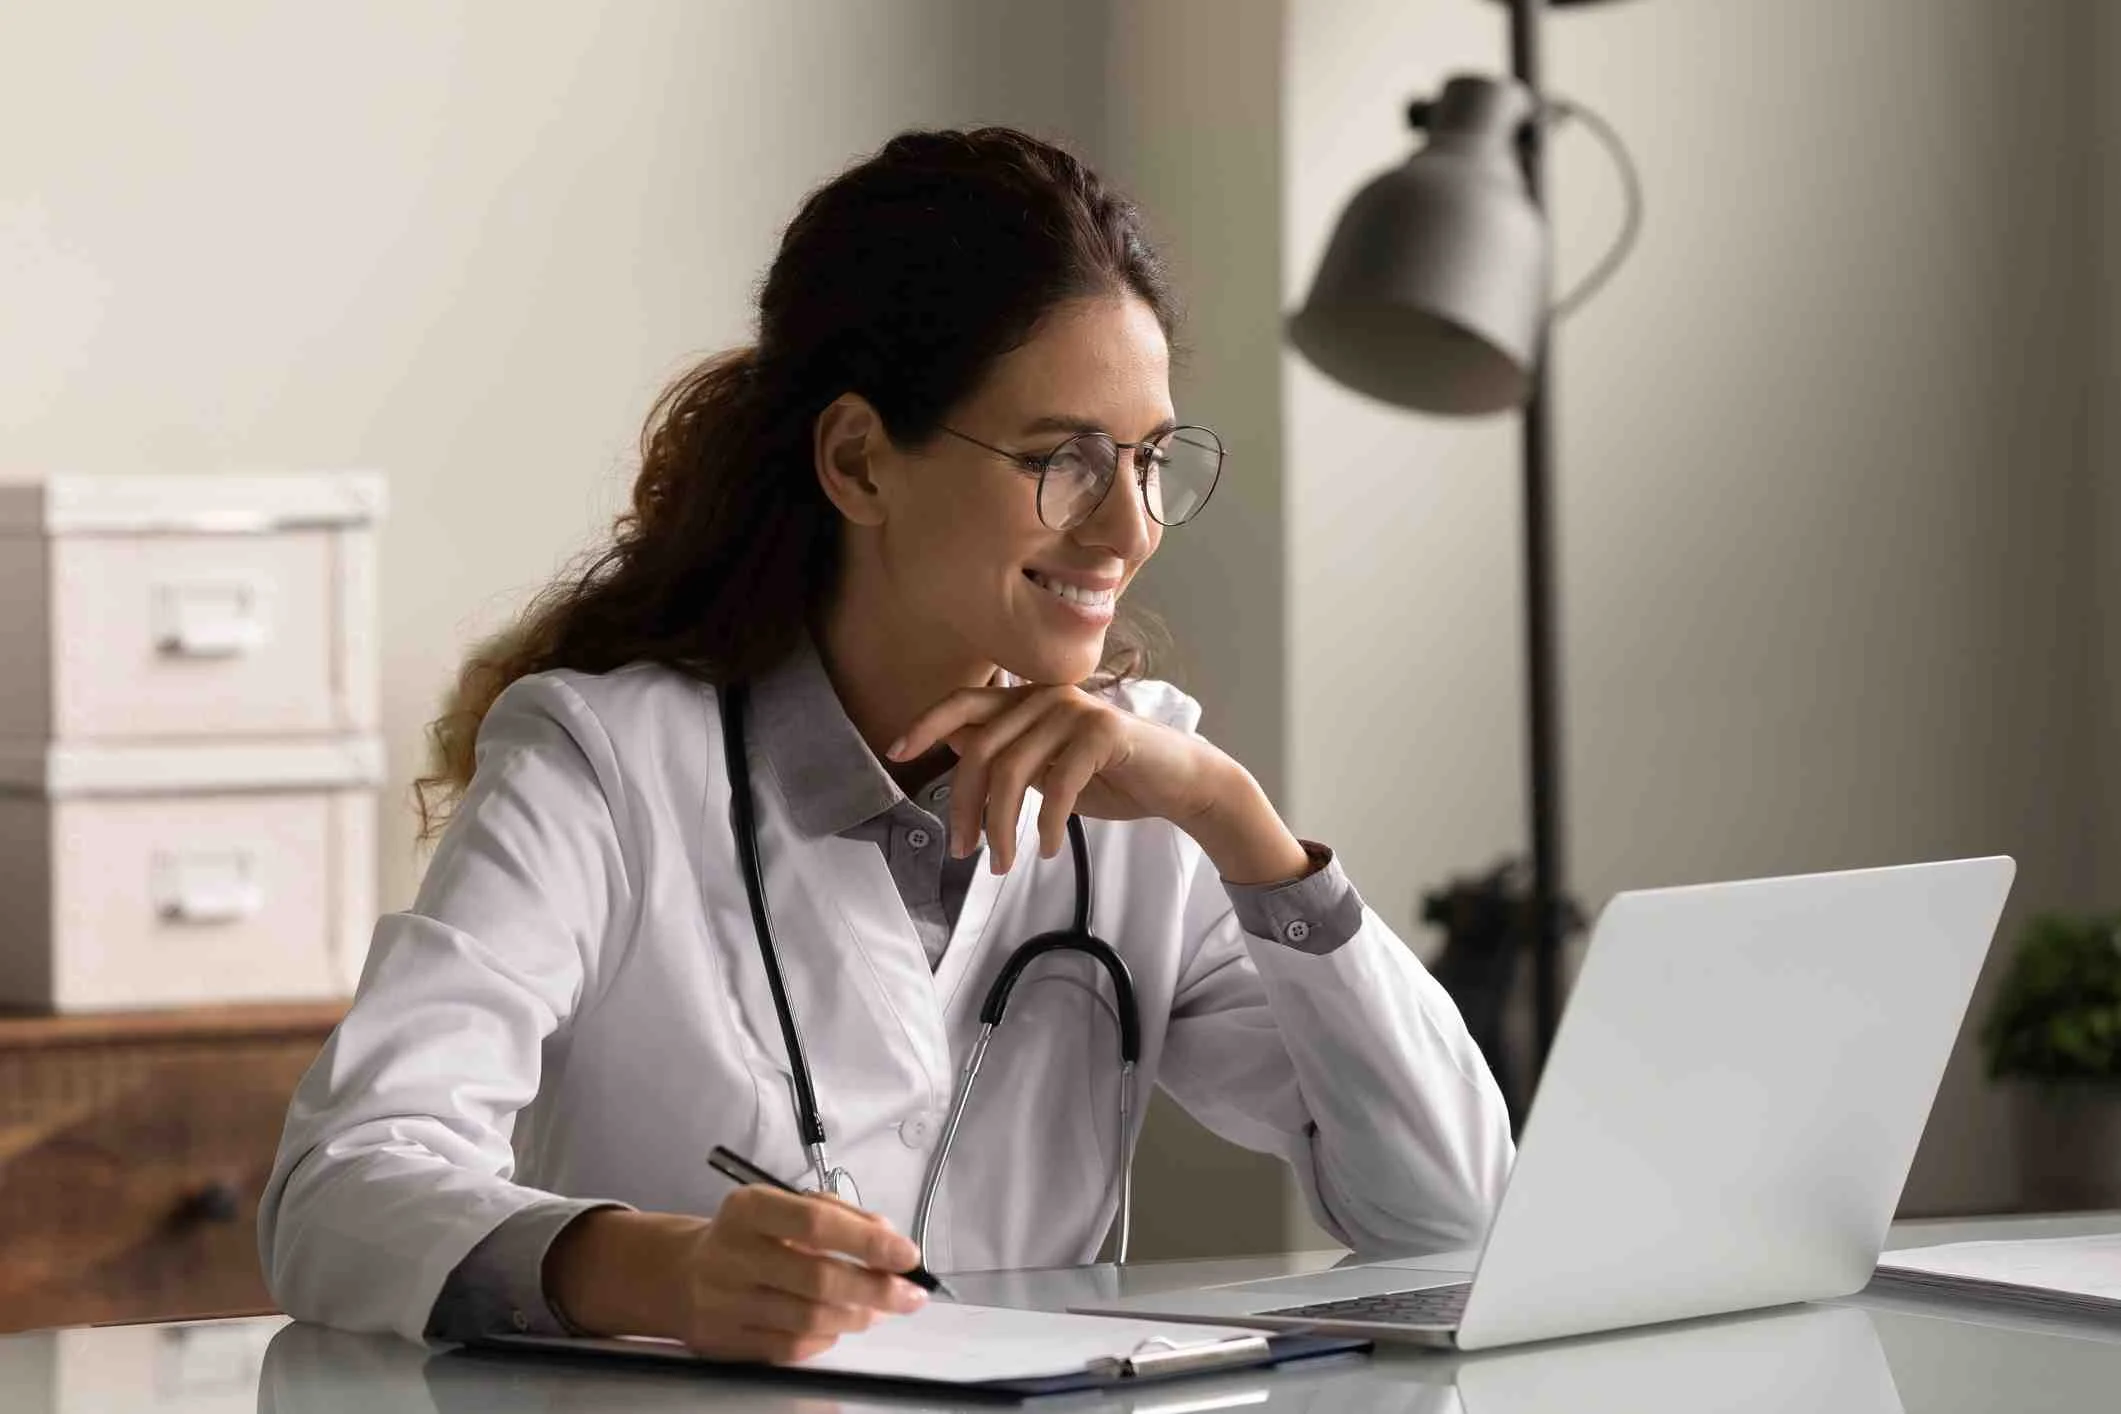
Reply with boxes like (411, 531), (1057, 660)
(938, 423), (1225, 532)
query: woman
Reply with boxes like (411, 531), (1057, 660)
(260, 126), (1512, 1359)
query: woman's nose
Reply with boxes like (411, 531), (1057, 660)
(1076, 454), (1158, 560)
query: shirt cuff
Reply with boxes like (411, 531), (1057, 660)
(1222, 840), (1366, 955)
(424, 1197), (629, 1341)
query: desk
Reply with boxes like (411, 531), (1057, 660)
(2, 1212), (2115, 1412)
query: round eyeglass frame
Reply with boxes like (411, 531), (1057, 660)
(938, 423), (1225, 532)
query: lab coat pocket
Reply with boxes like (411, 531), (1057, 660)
(699, 898), (810, 1178)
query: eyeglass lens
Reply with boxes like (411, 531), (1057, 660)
(1039, 427), (1223, 531)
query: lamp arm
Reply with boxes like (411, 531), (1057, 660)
(1544, 97), (1645, 319)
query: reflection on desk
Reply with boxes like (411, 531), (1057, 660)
(266, 1306), (1912, 1414)
(256, 1314), (1900, 1414)
(7, 1214), (2121, 1414)
(230, 1301), (2121, 1414)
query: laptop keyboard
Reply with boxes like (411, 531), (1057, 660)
(1260, 1282), (1472, 1327)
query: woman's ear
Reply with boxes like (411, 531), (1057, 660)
(813, 393), (891, 527)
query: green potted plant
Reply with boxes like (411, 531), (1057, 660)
(1980, 912), (2121, 1210)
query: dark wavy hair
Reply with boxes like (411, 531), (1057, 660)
(416, 126), (1179, 838)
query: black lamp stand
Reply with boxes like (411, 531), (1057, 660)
(1509, 0), (1569, 1079)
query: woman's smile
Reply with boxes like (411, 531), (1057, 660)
(1023, 567), (1121, 626)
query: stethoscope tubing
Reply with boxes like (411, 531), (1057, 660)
(718, 680), (1140, 1264)
(720, 683), (829, 1150)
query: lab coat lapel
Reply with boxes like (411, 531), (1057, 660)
(812, 833), (954, 1101)
(932, 789), (1042, 1039)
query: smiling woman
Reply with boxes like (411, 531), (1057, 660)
(257, 126), (1513, 1364)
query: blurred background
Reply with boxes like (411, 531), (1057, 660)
(1, 0), (2116, 1326)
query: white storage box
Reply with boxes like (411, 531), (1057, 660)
(0, 474), (383, 743)
(0, 740), (381, 1012)
(0, 473), (386, 1011)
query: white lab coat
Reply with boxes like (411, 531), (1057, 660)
(259, 663), (1514, 1341)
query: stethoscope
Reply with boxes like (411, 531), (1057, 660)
(719, 682), (1143, 1264)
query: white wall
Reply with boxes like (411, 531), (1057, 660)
(1285, 0), (2103, 1216)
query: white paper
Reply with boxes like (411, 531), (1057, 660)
(500, 1304), (1273, 1385)
(1877, 1234), (2121, 1300)
(794, 1302), (1272, 1382)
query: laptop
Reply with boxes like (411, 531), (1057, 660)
(1078, 857), (2015, 1351)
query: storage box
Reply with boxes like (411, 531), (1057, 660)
(0, 474), (385, 1011)
(0, 743), (380, 1011)
(0, 474), (382, 743)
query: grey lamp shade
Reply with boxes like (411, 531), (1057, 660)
(1288, 75), (1551, 416)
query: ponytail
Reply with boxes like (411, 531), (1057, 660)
(413, 345), (837, 839)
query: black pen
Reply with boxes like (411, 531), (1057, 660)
(707, 1144), (958, 1301)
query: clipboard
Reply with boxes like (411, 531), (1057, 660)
(474, 1307), (1369, 1401)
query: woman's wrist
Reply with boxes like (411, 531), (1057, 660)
(545, 1207), (705, 1339)
(1184, 759), (1313, 886)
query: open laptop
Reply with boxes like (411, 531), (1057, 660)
(1079, 856), (2015, 1350)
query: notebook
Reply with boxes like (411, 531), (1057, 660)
(477, 1301), (1369, 1398)
(1870, 1234), (2121, 1318)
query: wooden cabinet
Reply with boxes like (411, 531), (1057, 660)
(0, 1002), (341, 1332)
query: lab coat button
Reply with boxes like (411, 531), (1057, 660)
(511, 1309), (531, 1332)
(1283, 919), (1312, 944)
(898, 1114), (935, 1147)
(932, 784), (952, 803)
(907, 828), (933, 850)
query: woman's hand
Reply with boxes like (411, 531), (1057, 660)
(545, 1189), (929, 1363)
(888, 684), (1312, 886)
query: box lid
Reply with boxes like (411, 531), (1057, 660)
(0, 736), (385, 798)
(0, 473), (387, 536)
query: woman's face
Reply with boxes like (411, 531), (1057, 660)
(869, 294), (1174, 685)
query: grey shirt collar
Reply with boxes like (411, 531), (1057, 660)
(748, 632), (1008, 840)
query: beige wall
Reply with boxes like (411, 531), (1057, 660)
(1101, 0), (1301, 1257)
(0, 0), (1109, 915)
(2098, 2), (2121, 903)
(1285, 0), (2104, 1216)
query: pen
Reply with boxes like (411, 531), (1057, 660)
(707, 1144), (958, 1301)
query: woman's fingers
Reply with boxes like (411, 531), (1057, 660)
(1036, 735), (1108, 859)
(726, 1283), (887, 1338)
(747, 1239), (928, 1314)
(940, 692), (1062, 860)
(982, 705), (1102, 873)
(678, 1187), (931, 1364)
(887, 686), (1016, 763)
(677, 1293), (850, 1364)
(724, 1185), (921, 1275)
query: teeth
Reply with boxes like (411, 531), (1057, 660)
(1029, 571), (1117, 608)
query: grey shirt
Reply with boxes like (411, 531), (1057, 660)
(424, 642), (1363, 1340)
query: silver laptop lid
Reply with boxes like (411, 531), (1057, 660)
(1457, 856), (2014, 1349)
